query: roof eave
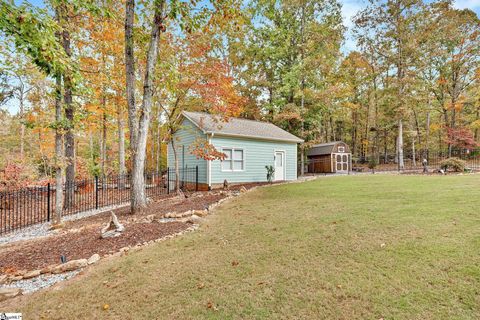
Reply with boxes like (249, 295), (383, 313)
(181, 111), (208, 134)
(207, 131), (303, 143)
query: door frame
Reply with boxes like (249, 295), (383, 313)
(274, 150), (286, 181)
(333, 153), (349, 173)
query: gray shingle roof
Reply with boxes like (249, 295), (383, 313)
(307, 142), (342, 156)
(183, 111), (303, 143)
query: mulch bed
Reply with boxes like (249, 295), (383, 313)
(62, 192), (227, 230)
(0, 222), (188, 272)
(0, 183), (267, 274)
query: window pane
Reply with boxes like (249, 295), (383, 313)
(233, 160), (243, 170)
(276, 153), (283, 166)
(336, 155), (341, 162)
(222, 160), (232, 171)
(342, 155), (348, 162)
(233, 150), (243, 161)
(223, 149), (232, 160)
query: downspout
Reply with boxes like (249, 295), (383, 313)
(207, 133), (214, 190)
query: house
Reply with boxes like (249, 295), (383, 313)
(306, 141), (351, 174)
(167, 111), (303, 190)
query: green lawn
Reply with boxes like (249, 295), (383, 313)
(5, 175), (480, 319)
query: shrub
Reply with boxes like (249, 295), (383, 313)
(368, 158), (378, 172)
(265, 165), (275, 183)
(439, 157), (466, 172)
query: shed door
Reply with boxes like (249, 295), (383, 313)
(274, 151), (285, 181)
(334, 153), (349, 173)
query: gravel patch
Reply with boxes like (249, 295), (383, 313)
(61, 203), (128, 223)
(1, 270), (80, 294)
(0, 223), (51, 245)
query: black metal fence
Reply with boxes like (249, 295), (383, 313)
(0, 166), (198, 235)
(300, 151), (480, 174)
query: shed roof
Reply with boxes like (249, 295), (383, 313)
(307, 142), (347, 156)
(182, 111), (304, 143)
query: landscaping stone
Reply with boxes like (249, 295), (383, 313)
(0, 287), (22, 301)
(52, 259), (88, 274)
(22, 269), (41, 279)
(8, 275), (23, 282)
(101, 212), (125, 238)
(49, 223), (65, 231)
(185, 215), (202, 224)
(87, 253), (100, 265)
(3, 270), (80, 294)
(40, 265), (56, 274)
(194, 209), (208, 217)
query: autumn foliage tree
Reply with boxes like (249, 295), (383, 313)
(157, 32), (244, 192)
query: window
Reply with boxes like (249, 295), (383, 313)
(276, 153), (283, 167)
(338, 146), (345, 153)
(222, 148), (244, 171)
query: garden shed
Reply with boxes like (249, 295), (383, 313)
(307, 141), (351, 174)
(167, 111), (303, 190)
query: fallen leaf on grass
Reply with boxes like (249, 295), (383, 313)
(231, 260), (239, 266)
(103, 304), (110, 311)
(197, 282), (205, 289)
(207, 301), (218, 311)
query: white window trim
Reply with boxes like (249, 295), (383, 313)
(221, 147), (246, 172)
(338, 146), (345, 153)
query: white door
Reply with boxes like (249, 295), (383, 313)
(274, 151), (285, 181)
(335, 153), (349, 173)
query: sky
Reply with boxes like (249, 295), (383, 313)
(3, 0), (480, 115)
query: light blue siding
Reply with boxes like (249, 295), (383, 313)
(167, 119), (208, 183)
(167, 117), (299, 186)
(210, 136), (298, 184)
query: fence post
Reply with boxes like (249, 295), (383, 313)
(196, 165), (199, 191)
(95, 176), (99, 209)
(167, 167), (170, 194)
(47, 183), (51, 222)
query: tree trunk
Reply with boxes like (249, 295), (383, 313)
(412, 138), (416, 168)
(101, 110), (107, 179)
(54, 74), (64, 224)
(425, 111), (430, 159)
(171, 138), (180, 193)
(125, 0), (138, 151)
(61, 19), (75, 208)
(397, 119), (405, 170)
(117, 102), (126, 176)
(156, 110), (162, 174)
(474, 106), (479, 143)
(128, 0), (166, 213)
(19, 90), (25, 160)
